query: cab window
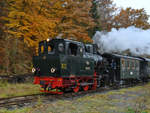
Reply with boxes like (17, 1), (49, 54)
(35, 47), (38, 55)
(68, 43), (78, 56)
(48, 46), (51, 53)
(39, 44), (45, 55)
(85, 45), (93, 53)
(41, 45), (44, 53)
(58, 43), (64, 53)
(47, 42), (55, 54)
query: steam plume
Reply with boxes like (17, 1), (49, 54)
(93, 26), (150, 55)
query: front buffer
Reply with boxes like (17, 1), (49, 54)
(34, 76), (63, 94)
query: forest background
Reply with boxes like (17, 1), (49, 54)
(0, 0), (149, 75)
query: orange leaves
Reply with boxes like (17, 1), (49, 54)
(2, 0), (95, 47)
(57, 0), (95, 43)
(5, 0), (60, 47)
(2, 0), (150, 46)
(94, 0), (150, 31)
(113, 7), (150, 29)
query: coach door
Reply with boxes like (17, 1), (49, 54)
(140, 61), (148, 78)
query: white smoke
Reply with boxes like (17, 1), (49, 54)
(93, 26), (150, 55)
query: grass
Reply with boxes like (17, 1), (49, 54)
(0, 80), (41, 98)
(0, 83), (150, 113)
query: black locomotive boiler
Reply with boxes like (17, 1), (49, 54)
(32, 38), (150, 94)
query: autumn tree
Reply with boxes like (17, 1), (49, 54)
(4, 0), (64, 47)
(89, 0), (101, 36)
(95, 0), (116, 31)
(57, 0), (95, 43)
(113, 7), (150, 29)
(0, 0), (10, 74)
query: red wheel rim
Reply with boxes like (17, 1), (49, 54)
(73, 86), (79, 93)
(92, 80), (97, 90)
(83, 85), (89, 91)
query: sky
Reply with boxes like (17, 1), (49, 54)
(114, 0), (150, 21)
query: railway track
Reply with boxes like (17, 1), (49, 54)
(0, 82), (148, 109)
(0, 87), (110, 109)
(0, 94), (44, 108)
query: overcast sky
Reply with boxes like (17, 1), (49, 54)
(114, 0), (150, 21)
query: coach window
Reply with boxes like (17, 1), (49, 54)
(135, 60), (139, 70)
(129, 60), (131, 69)
(132, 61), (135, 69)
(125, 60), (127, 67)
(121, 59), (125, 67)
(129, 61), (132, 69)
(126, 60), (130, 69)
(148, 62), (150, 67)
(135, 60), (138, 67)
(68, 43), (78, 56)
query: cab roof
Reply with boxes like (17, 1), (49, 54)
(102, 53), (143, 61)
(41, 38), (83, 45)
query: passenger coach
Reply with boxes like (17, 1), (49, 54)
(102, 53), (149, 85)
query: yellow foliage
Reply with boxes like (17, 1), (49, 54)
(113, 7), (150, 29)
(5, 0), (61, 47)
(3, 0), (95, 48)
(57, 0), (95, 43)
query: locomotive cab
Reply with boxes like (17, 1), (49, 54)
(33, 39), (66, 77)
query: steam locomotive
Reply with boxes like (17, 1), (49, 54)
(32, 38), (150, 94)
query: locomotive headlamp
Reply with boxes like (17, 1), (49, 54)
(32, 68), (36, 73)
(51, 68), (56, 73)
(47, 38), (50, 42)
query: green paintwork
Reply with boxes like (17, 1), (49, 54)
(147, 62), (150, 77)
(60, 55), (94, 77)
(33, 54), (60, 77)
(120, 58), (140, 79)
(33, 39), (94, 77)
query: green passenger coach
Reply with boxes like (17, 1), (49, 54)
(120, 57), (140, 79)
(102, 53), (148, 84)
